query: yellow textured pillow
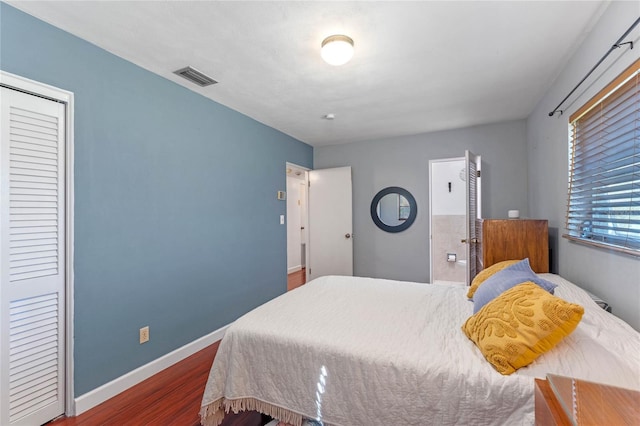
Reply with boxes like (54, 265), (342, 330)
(462, 282), (584, 375)
(467, 260), (520, 299)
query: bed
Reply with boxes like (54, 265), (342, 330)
(199, 273), (640, 426)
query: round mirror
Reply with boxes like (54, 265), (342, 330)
(370, 187), (417, 233)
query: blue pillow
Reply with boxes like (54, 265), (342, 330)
(472, 258), (557, 313)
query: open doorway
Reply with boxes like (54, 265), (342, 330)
(286, 163), (309, 291)
(429, 151), (481, 285)
(429, 157), (467, 284)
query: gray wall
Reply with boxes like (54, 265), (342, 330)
(526, 1), (640, 330)
(1, 4), (313, 395)
(314, 120), (529, 283)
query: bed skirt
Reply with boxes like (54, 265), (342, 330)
(200, 396), (304, 426)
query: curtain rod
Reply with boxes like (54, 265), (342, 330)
(548, 16), (640, 117)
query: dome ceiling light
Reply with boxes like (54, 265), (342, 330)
(321, 35), (354, 66)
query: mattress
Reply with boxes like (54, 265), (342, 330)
(200, 274), (640, 426)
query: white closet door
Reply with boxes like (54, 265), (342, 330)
(465, 150), (481, 285)
(1, 87), (66, 425)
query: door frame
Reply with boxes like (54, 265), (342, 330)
(428, 154), (482, 285)
(1, 71), (76, 416)
(285, 162), (310, 283)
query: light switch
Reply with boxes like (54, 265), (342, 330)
(280, 215), (285, 225)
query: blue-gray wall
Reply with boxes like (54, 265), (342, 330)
(1, 3), (313, 395)
(314, 120), (529, 283)
(526, 1), (640, 331)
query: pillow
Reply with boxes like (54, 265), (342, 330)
(462, 282), (584, 375)
(472, 258), (558, 313)
(467, 259), (520, 299)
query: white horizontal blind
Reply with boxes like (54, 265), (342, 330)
(566, 59), (640, 254)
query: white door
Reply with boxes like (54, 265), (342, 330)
(465, 150), (481, 285)
(299, 181), (307, 267)
(308, 166), (353, 280)
(286, 176), (302, 273)
(1, 87), (66, 425)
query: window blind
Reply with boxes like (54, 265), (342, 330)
(565, 59), (640, 255)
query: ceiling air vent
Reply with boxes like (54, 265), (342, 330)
(173, 66), (218, 87)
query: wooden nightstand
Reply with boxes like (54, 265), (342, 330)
(535, 375), (640, 425)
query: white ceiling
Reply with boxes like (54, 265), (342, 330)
(8, 1), (607, 147)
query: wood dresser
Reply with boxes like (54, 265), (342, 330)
(535, 374), (640, 425)
(476, 219), (549, 273)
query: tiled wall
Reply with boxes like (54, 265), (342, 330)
(432, 215), (466, 282)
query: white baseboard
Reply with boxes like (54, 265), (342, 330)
(74, 323), (230, 415)
(287, 265), (302, 274)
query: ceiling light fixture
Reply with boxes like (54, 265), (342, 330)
(321, 35), (354, 66)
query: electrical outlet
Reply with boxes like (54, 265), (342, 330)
(139, 326), (149, 344)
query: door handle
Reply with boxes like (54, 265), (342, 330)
(345, 233), (351, 239)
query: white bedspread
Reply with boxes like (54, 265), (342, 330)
(200, 274), (640, 426)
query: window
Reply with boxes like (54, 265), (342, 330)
(565, 58), (639, 256)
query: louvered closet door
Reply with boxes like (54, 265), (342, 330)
(1, 87), (66, 425)
(465, 151), (480, 286)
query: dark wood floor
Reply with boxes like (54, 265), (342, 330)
(49, 341), (264, 426)
(49, 273), (306, 426)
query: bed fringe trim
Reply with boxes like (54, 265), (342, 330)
(200, 397), (304, 426)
